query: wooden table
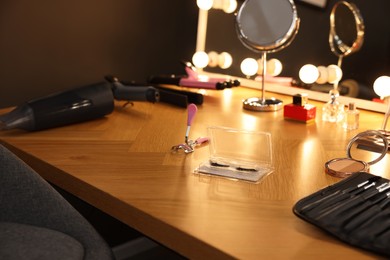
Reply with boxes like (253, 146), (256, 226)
(0, 85), (387, 259)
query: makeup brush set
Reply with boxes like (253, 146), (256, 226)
(293, 172), (390, 257)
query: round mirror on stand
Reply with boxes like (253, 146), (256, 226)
(322, 1), (365, 122)
(236, 0), (300, 111)
(329, 1), (365, 69)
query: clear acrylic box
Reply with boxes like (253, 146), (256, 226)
(196, 126), (274, 182)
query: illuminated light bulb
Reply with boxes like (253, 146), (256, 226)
(192, 51), (209, 69)
(197, 0), (214, 10)
(222, 0), (237, 13)
(316, 66), (328, 84)
(373, 76), (390, 98)
(327, 64), (343, 84)
(218, 52), (233, 69)
(299, 64), (319, 84)
(267, 58), (283, 76)
(208, 51), (219, 67)
(241, 58), (258, 77)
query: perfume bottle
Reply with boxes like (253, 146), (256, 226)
(322, 89), (344, 122)
(283, 93), (316, 123)
(343, 102), (359, 130)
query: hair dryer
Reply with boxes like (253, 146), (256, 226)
(0, 78), (159, 131)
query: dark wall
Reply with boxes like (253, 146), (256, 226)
(0, 0), (198, 108)
(1, 0), (389, 107)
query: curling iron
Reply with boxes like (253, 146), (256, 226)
(0, 76), (159, 131)
(148, 61), (240, 90)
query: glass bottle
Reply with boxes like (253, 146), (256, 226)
(322, 89), (345, 122)
(343, 102), (359, 130)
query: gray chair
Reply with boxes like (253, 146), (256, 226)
(0, 143), (114, 260)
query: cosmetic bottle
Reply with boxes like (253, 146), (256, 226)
(283, 93), (316, 123)
(322, 90), (345, 122)
(342, 102), (359, 130)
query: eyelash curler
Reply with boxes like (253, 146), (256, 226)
(171, 103), (209, 154)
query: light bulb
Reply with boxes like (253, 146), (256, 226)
(241, 58), (258, 77)
(327, 64), (343, 84)
(373, 76), (390, 98)
(267, 58), (283, 76)
(299, 64), (319, 84)
(223, 0), (237, 13)
(197, 0), (214, 10)
(316, 66), (328, 84)
(192, 51), (209, 69)
(218, 52), (232, 69)
(207, 51), (219, 67)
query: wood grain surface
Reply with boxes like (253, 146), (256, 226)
(0, 85), (387, 259)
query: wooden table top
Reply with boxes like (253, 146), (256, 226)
(0, 85), (387, 259)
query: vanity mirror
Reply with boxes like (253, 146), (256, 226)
(195, 0), (389, 113)
(235, 0), (300, 111)
(329, 1), (364, 68)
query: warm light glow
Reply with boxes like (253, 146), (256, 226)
(218, 52), (233, 69)
(316, 66), (328, 84)
(207, 51), (219, 67)
(299, 64), (319, 84)
(373, 76), (390, 98)
(207, 51), (232, 69)
(267, 58), (283, 76)
(197, 0), (214, 10)
(240, 58), (258, 77)
(327, 64), (343, 84)
(222, 0), (237, 13)
(192, 51), (209, 69)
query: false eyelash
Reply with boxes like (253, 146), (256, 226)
(209, 161), (258, 172)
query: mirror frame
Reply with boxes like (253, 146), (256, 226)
(235, 0), (300, 53)
(329, 1), (365, 60)
(195, 4), (387, 113)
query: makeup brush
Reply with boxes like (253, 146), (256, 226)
(300, 176), (381, 215)
(314, 182), (390, 221)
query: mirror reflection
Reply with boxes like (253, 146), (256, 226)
(198, 0), (390, 112)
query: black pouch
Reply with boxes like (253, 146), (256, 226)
(293, 172), (390, 257)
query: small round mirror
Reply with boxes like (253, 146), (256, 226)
(236, 0), (299, 53)
(235, 0), (299, 111)
(329, 1), (365, 66)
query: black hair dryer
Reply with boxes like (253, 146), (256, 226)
(0, 77), (159, 131)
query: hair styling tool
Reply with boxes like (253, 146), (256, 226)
(0, 77), (159, 131)
(148, 61), (240, 90)
(118, 79), (204, 108)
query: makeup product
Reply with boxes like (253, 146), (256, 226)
(283, 93), (316, 123)
(185, 104), (197, 144)
(314, 182), (390, 221)
(300, 176), (381, 214)
(171, 104), (209, 154)
(293, 172), (390, 257)
(325, 130), (388, 178)
(149, 61), (240, 90)
(322, 89), (345, 123)
(342, 102), (359, 130)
